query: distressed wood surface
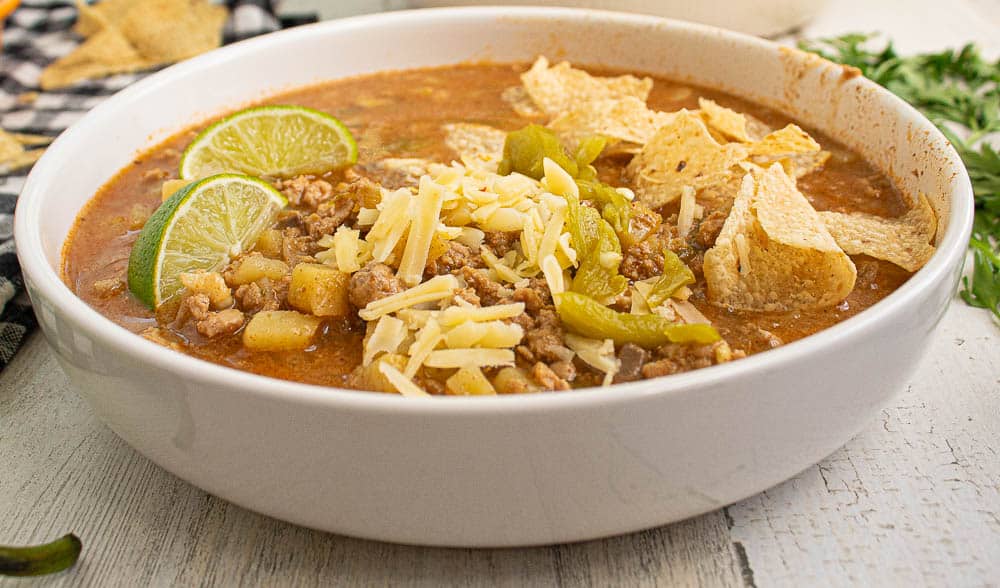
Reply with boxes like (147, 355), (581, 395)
(2, 0), (999, 585)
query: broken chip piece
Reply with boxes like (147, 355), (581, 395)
(443, 123), (507, 163)
(748, 123), (829, 178)
(703, 163), (857, 312)
(521, 56), (653, 118)
(0, 128), (48, 174)
(698, 98), (752, 143)
(42, 0), (227, 90)
(819, 194), (937, 272)
(627, 111), (749, 208)
(548, 97), (676, 154)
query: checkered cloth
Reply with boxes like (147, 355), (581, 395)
(0, 0), (315, 368)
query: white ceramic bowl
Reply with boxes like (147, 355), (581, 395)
(15, 8), (972, 547)
(406, 0), (829, 37)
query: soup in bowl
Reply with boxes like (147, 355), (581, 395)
(15, 8), (972, 546)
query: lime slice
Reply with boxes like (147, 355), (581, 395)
(179, 105), (358, 180)
(127, 174), (287, 309)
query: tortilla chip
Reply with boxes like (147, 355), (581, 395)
(74, 0), (132, 37)
(443, 123), (507, 162)
(40, 25), (149, 90)
(819, 194), (937, 272)
(120, 0), (227, 63)
(748, 124), (828, 178)
(521, 56), (653, 117)
(703, 164), (857, 312)
(745, 113), (773, 142)
(548, 97), (676, 154)
(627, 111), (749, 208)
(9, 133), (53, 147)
(0, 129), (24, 161)
(502, 86), (543, 119)
(0, 149), (45, 174)
(698, 98), (751, 143)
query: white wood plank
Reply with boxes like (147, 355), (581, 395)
(728, 302), (1000, 586)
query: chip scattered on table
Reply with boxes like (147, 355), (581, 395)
(0, 128), (48, 174)
(819, 194), (937, 272)
(703, 163), (857, 311)
(42, 0), (227, 90)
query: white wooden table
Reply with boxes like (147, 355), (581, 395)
(3, 0), (999, 585)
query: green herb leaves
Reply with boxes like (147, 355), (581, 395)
(801, 34), (1000, 320)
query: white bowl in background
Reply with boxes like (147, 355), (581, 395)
(15, 8), (972, 546)
(405, 0), (829, 36)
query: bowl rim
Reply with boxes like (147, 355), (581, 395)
(14, 6), (974, 415)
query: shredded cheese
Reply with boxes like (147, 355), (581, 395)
(677, 185), (697, 239)
(424, 348), (516, 369)
(564, 333), (620, 386)
(443, 320), (524, 349)
(363, 316), (407, 366)
(541, 255), (565, 296)
(404, 320), (443, 377)
(438, 303), (525, 326)
(367, 188), (413, 262)
(378, 362), (431, 397)
(542, 157), (579, 198)
(397, 176), (446, 286)
(359, 275), (459, 321)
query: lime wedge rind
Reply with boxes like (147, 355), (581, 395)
(178, 105), (358, 180)
(127, 173), (287, 309)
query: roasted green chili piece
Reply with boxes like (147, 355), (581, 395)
(573, 135), (607, 177)
(0, 534), (82, 577)
(565, 193), (628, 302)
(555, 291), (721, 347)
(498, 124), (579, 179)
(576, 178), (632, 242)
(645, 249), (696, 309)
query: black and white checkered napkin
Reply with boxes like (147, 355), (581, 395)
(0, 0), (315, 368)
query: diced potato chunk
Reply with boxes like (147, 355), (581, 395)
(493, 367), (540, 394)
(254, 229), (284, 259)
(356, 353), (408, 393)
(446, 367), (496, 396)
(230, 255), (289, 285)
(179, 271), (232, 309)
(243, 310), (322, 352)
(288, 263), (350, 317)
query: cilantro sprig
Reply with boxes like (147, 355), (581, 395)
(800, 34), (1000, 321)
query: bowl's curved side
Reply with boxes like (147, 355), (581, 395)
(15, 8), (973, 546)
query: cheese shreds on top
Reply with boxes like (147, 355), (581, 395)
(404, 320), (443, 378)
(443, 320), (524, 349)
(541, 255), (565, 296)
(397, 175), (446, 286)
(424, 348), (516, 369)
(379, 362), (432, 398)
(363, 316), (407, 366)
(367, 188), (412, 262)
(438, 302), (525, 326)
(359, 274), (459, 321)
(564, 333), (620, 386)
